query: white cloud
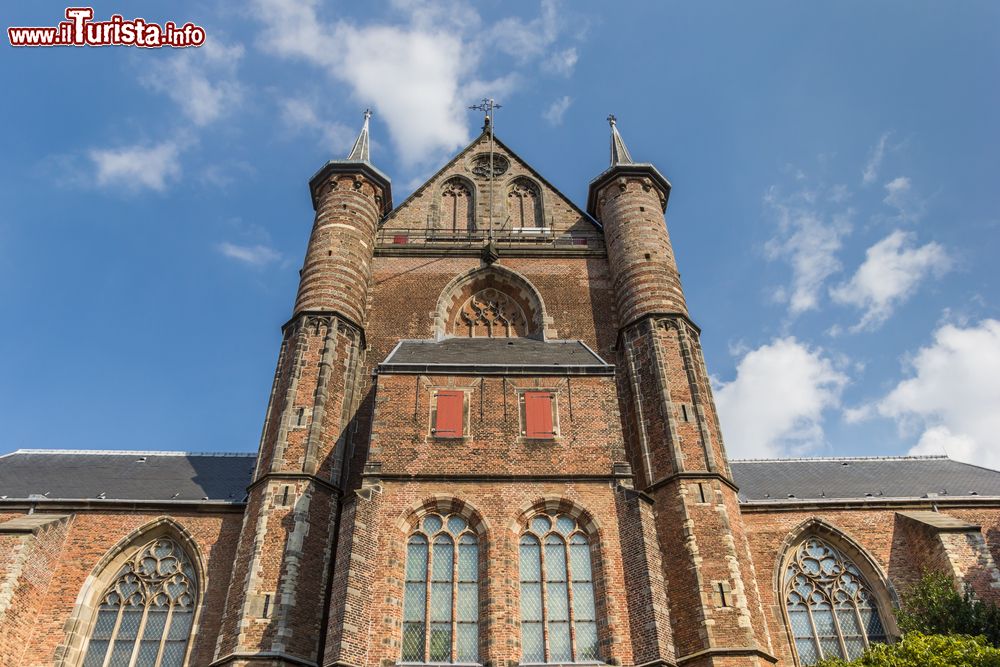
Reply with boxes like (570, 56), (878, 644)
(217, 242), (282, 266)
(830, 230), (951, 331)
(542, 96), (573, 125)
(862, 132), (890, 185)
(878, 319), (1000, 470)
(336, 25), (475, 165)
(842, 404), (873, 424)
(89, 141), (182, 192)
(542, 47), (578, 76)
(764, 186), (852, 315)
(141, 39), (245, 126)
(883, 175), (924, 221)
(486, 0), (560, 61)
(280, 98), (355, 153)
(250, 0), (577, 166)
(715, 338), (848, 458)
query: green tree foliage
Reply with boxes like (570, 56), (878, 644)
(814, 632), (1000, 667)
(812, 573), (1000, 666)
(898, 572), (1000, 647)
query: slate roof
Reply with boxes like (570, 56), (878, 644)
(0, 450), (255, 503)
(379, 338), (613, 375)
(3, 450), (999, 506)
(731, 456), (1000, 503)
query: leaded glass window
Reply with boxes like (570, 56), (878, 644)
(402, 513), (479, 663)
(82, 537), (198, 667)
(784, 536), (887, 665)
(519, 512), (599, 663)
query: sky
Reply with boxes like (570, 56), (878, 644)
(2, 1), (999, 468)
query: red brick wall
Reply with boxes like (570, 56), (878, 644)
(740, 504), (1000, 666)
(324, 480), (645, 667)
(368, 374), (625, 478)
(0, 509), (241, 667)
(0, 515), (71, 666)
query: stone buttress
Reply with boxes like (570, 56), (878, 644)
(213, 115), (391, 667)
(588, 118), (776, 667)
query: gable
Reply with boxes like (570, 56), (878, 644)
(381, 130), (601, 239)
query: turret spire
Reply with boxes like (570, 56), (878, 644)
(608, 114), (634, 166)
(346, 108), (372, 162)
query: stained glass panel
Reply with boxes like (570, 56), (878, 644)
(544, 537), (567, 582)
(576, 621), (599, 660)
(401, 513), (479, 663)
(548, 621), (572, 662)
(429, 623), (452, 662)
(784, 535), (889, 666)
(432, 537), (454, 582)
(456, 623), (478, 662)
(401, 622), (425, 661)
(81, 537), (197, 667)
(406, 537), (428, 581)
(521, 622), (545, 663)
(520, 537), (541, 581)
(519, 512), (601, 663)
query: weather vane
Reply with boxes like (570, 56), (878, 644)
(469, 98), (502, 242)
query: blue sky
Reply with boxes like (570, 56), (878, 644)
(2, 1), (999, 467)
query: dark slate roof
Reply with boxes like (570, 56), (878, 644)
(731, 456), (1000, 503)
(379, 338), (613, 375)
(0, 450), (256, 503)
(4, 450), (999, 506)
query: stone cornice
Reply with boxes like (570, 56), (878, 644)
(308, 160), (392, 213)
(587, 162), (672, 217)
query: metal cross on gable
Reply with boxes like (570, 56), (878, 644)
(469, 98), (502, 242)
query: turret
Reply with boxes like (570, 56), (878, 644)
(593, 117), (776, 667)
(295, 109), (392, 325)
(587, 115), (686, 327)
(214, 112), (390, 667)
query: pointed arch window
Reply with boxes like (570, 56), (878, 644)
(402, 513), (479, 663)
(519, 512), (598, 663)
(507, 178), (542, 229)
(784, 536), (887, 665)
(440, 178), (475, 234)
(81, 537), (198, 667)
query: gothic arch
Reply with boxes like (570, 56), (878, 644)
(396, 496), (489, 665)
(775, 518), (899, 665)
(505, 176), (544, 230)
(434, 265), (552, 340)
(510, 497), (607, 663)
(396, 495), (491, 538)
(57, 517), (205, 667)
(434, 175), (477, 235)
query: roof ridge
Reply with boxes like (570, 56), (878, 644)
(731, 454), (950, 463)
(10, 449), (255, 458)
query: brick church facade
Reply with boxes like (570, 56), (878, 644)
(2, 114), (1000, 667)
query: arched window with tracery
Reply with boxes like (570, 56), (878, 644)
(507, 178), (542, 229)
(440, 178), (475, 234)
(81, 537), (198, 667)
(519, 512), (598, 663)
(784, 536), (888, 665)
(402, 513), (479, 663)
(458, 288), (527, 338)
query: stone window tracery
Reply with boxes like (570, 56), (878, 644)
(402, 513), (479, 664)
(440, 178), (475, 234)
(457, 288), (527, 338)
(507, 178), (543, 229)
(519, 512), (598, 664)
(81, 537), (198, 667)
(784, 536), (887, 665)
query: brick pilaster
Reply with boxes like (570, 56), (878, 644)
(592, 166), (776, 666)
(214, 164), (387, 667)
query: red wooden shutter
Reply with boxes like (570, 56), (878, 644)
(434, 391), (464, 437)
(524, 391), (554, 438)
